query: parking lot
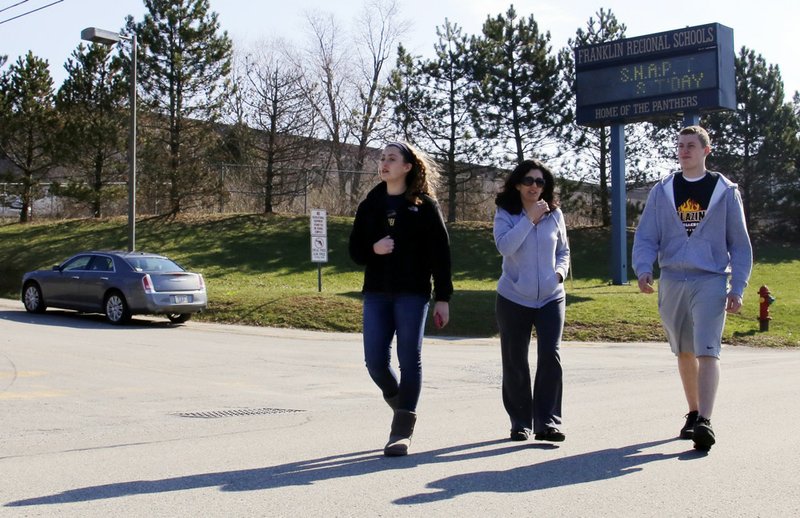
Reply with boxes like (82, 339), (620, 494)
(2, 297), (799, 517)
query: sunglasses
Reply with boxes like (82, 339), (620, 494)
(520, 177), (546, 187)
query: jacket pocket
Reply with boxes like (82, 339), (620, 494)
(541, 270), (560, 298)
(684, 237), (717, 270)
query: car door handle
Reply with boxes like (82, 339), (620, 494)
(71, 276), (80, 279)
(101, 277), (109, 280)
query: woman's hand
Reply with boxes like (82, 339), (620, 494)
(529, 200), (550, 224)
(433, 301), (449, 328)
(373, 235), (394, 255)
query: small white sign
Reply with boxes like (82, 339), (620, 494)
(311, 236), (328, 263)
(310, 209), (327, 237)
(310, 209), (328, 263)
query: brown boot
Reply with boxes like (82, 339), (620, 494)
(384, 409), (417, 456)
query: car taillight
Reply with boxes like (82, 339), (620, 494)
(142, 274), (155, 293)
(199, 274), (205, 289)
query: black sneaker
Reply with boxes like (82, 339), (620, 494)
(534, 427), (565, 442)
(510, 429), (530, 441)
(680, 410), (699, 439)
(693, 416), (716, 451)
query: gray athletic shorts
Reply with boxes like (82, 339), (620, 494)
(657, 275), (728, 358)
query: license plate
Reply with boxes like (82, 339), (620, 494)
(171, 295), (191, 304)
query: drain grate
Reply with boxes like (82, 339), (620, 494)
(174, 407), (306, 419)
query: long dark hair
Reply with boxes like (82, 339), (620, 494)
(385, 142), (441, 205)
(495, 159), (559, 214)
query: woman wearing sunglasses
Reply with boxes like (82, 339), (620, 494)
(493, 158), (570, 443)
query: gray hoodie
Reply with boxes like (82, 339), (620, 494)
(494, 207), (570, 308)
(632, 172), (753, 296)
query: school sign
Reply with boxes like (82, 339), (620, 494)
(575, 23), (736, 127)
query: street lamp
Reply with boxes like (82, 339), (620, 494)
(81, 27), (137, 252)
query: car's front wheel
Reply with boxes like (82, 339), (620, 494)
(104, 291), (131, 325)
(22, 282), (47, 313)
(167, 313), (192, 324)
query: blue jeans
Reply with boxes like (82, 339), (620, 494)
(362, 292), (430, 412)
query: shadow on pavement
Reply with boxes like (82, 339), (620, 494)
(5, 437), (703, 507)
(396, 438), (704, 504)
(0, 310), (177, 329)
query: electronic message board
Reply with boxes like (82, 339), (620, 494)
(575, 23), (735, 126)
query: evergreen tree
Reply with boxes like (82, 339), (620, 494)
(706, 47), (800, 236)
(133, 0), (232, 214)
(0, 52), (58, 222)
(559, 9), (664, 226)
(386, 44), (422, 143)
(387, 19), (484, 222)
(55, 43), (129, 218)
(472, 5), (568, 165)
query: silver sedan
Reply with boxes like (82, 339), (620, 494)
(21, 251), (207, 324)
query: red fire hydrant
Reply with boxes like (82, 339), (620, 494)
(758, 285), (775, 332)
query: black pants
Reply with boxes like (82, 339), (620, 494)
(496, 294), (565, 433)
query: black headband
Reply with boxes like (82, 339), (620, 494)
(386, 142), (415, 163)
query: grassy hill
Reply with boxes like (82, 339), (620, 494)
(1, 213), (797, 347)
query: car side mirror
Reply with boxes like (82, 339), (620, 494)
(52, 265), (60, 271)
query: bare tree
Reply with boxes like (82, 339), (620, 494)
(298, 11), (353, 203)
(241, 40), (320, 213)
(348, 0), (409, 196)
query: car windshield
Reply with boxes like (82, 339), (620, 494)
(125, 257), (185, 273)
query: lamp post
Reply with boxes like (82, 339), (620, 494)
(81, 27), (137, 252)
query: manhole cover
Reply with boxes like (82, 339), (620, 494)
(174, 407), (306, 418)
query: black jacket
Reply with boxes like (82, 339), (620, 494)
(349, 183), (453, 302)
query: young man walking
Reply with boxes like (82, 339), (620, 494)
(632, 125), (752, 451)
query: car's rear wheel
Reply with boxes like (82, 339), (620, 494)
(22, 282), (47, 313)
(167, 313), (192, 324)
(104, 291), (131, 325)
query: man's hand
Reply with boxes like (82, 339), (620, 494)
(637, 273), (655, 294)
(726, 293), (743, 313)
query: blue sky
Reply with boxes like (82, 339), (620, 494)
(2, 0), (797, 101)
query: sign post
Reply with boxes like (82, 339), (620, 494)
(610, 125), (628, 284)
(310, 209), (327, 292)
